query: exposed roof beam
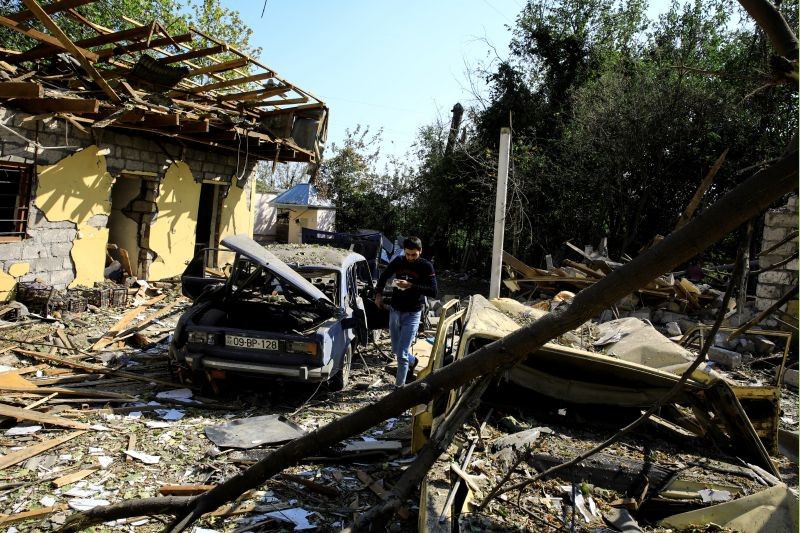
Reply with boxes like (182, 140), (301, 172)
(22, 0), (120, 103)
(12, 25), (153, 63)
(257, 96), (309, 108)
(4, 0), (93, 23)
(184, 72), (276, 94)
(186, 57), (248, 77)
(215, 85), (294, 102)
(140, 113), (180, 128)
(96, 33), (192, 60)
(0, 14), (99, 62)
(15, 97), (100, 113)
(158, 44), (225, 65)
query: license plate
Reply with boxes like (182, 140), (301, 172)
(225, 335), (280, 351)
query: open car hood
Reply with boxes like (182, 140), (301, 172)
(222, 235), (331, 305)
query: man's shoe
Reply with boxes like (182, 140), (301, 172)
(406, 357), (418, 383)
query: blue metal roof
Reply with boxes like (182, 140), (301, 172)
(269, 183), (334, 208)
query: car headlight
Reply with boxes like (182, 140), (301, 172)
(188, 331), (216, 345)
(286, 341), (318, 357)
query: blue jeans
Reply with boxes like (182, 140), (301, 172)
(389, 308), (421, 386)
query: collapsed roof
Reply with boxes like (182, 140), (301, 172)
(0, 0), (328, 163)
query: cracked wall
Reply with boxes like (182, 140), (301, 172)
(34, 146), (112, 288)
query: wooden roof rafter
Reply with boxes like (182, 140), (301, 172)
(0, 0), (326, 164)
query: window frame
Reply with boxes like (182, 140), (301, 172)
(0, 162), (32, 242)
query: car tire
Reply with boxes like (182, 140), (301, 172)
(329, 344), (352, 391)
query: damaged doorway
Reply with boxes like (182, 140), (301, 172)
(194, 182), (222, 267)
(107, 172), (156, 280)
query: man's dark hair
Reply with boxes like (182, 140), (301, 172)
(403, 236), (422, 250)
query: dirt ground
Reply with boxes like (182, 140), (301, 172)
(0, 279), (796, 532)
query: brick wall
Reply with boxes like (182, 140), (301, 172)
(0, 107), (257, 289)
(755, 194), (798, 326)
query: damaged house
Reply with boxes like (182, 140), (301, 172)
(0, 0), (327, 300)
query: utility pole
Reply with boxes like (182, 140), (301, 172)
(489, 127), (511, 299)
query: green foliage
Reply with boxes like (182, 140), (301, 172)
(0, 0), (258, 64)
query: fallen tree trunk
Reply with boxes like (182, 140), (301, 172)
(58, 134), (798, 533)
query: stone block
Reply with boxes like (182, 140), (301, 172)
(765, 210), (798, 228)
(761, 225), (789, 243)
(62, 256), (74, 269)
(21, 243), (48, 260)
(0, 241), (24, 260)
(49, 269), (75, 287)
(38, 228), (77, 244)
(50, 242), (73, 257)
(787, 195), (798, 209)
(708, 346), (741, 369)
(35, 257), (66, 272)
(758, 270), (796, 286)
(86, 214), (109, 229)
(755, 297), (777, 311)
(759, 240), (796, 257)
(129, 200), (157, 213)
(756, 284), (783, 299)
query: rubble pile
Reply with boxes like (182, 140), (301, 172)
(0, 243), (794, 532)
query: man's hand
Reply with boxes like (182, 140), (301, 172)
(375, 293), (384, 309)
(394, 280), (412, 289)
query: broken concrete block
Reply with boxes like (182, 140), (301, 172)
(629, 307), (652, 321)
(491, 427), (553, 453)
(735, 338), (755, 354)
(708, 346), (742, 369)
(665, 322), (682, 337)
(779, 368), (799, 388)
(753, 336), (776, 356)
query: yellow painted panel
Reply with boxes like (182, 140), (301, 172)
(7, 263), (29, 277)
(218, 179), (255, 266)
(35, 146), (111, 226)
(35, 146), (113, 288)
(149, 162), (201, 281)
(70, 227), (109, 287)
(0, 270), (15, 302)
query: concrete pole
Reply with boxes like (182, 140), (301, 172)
(489, 127), (511, 299)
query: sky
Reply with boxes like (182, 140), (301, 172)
(225, 0), (673, 165)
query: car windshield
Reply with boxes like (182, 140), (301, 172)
(227, 257), (318, 305)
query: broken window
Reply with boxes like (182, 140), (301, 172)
(0, 162), (32, 242)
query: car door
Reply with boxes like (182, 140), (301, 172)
(347, 263), (370, 346)
(181, 248), (227, 300)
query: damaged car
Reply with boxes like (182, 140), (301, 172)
(169, 235), (379, 392)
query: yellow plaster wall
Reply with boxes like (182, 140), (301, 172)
(0, 269), (16, 301)
(218, 179), (255, 266)
(0, 262), (31, 301)
(35, 146), (112, 288)
(148, 162), (201, 280)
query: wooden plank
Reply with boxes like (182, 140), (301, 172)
(52, 468), (97, 488)
(258, 96), (309, 107)
(179, 119), (209, 133)
(21, 0), (120, 103)
(0, 385), (134, 400)
(0, 15), (99, 61)
(186, 57), (248, 77)
(140, 113), (180, 128)
(0, 431), (86, 471)
(118, 247), (133, 275)
(55, 329), (73, 350)
(15, 98), (100, 113)
(91, 294), (166, 350)
(0, 402), (90, 430)
(12, 25), (153, 63)
(0, 82), (43, 98)
(562, 259), (605, 279)
(4, 0), (92, 23)
(502, 251), (548, 278)
(96, 33), (193, 59)
(12, 348), (179, 388)
(0, 504), (67, 525)
(215, 85), (293, 102)
(158, 44), (225, 65)
(0, 371), (36, 388)
(356, 471), (409, 519)
(185, 72), (276, 94)
(116, 298), (183, 339)
(23, 392), (58, 410)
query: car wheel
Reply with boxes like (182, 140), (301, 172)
(329, 344), (352, 391)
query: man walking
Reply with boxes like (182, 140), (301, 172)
(375, 237), (437, 387)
